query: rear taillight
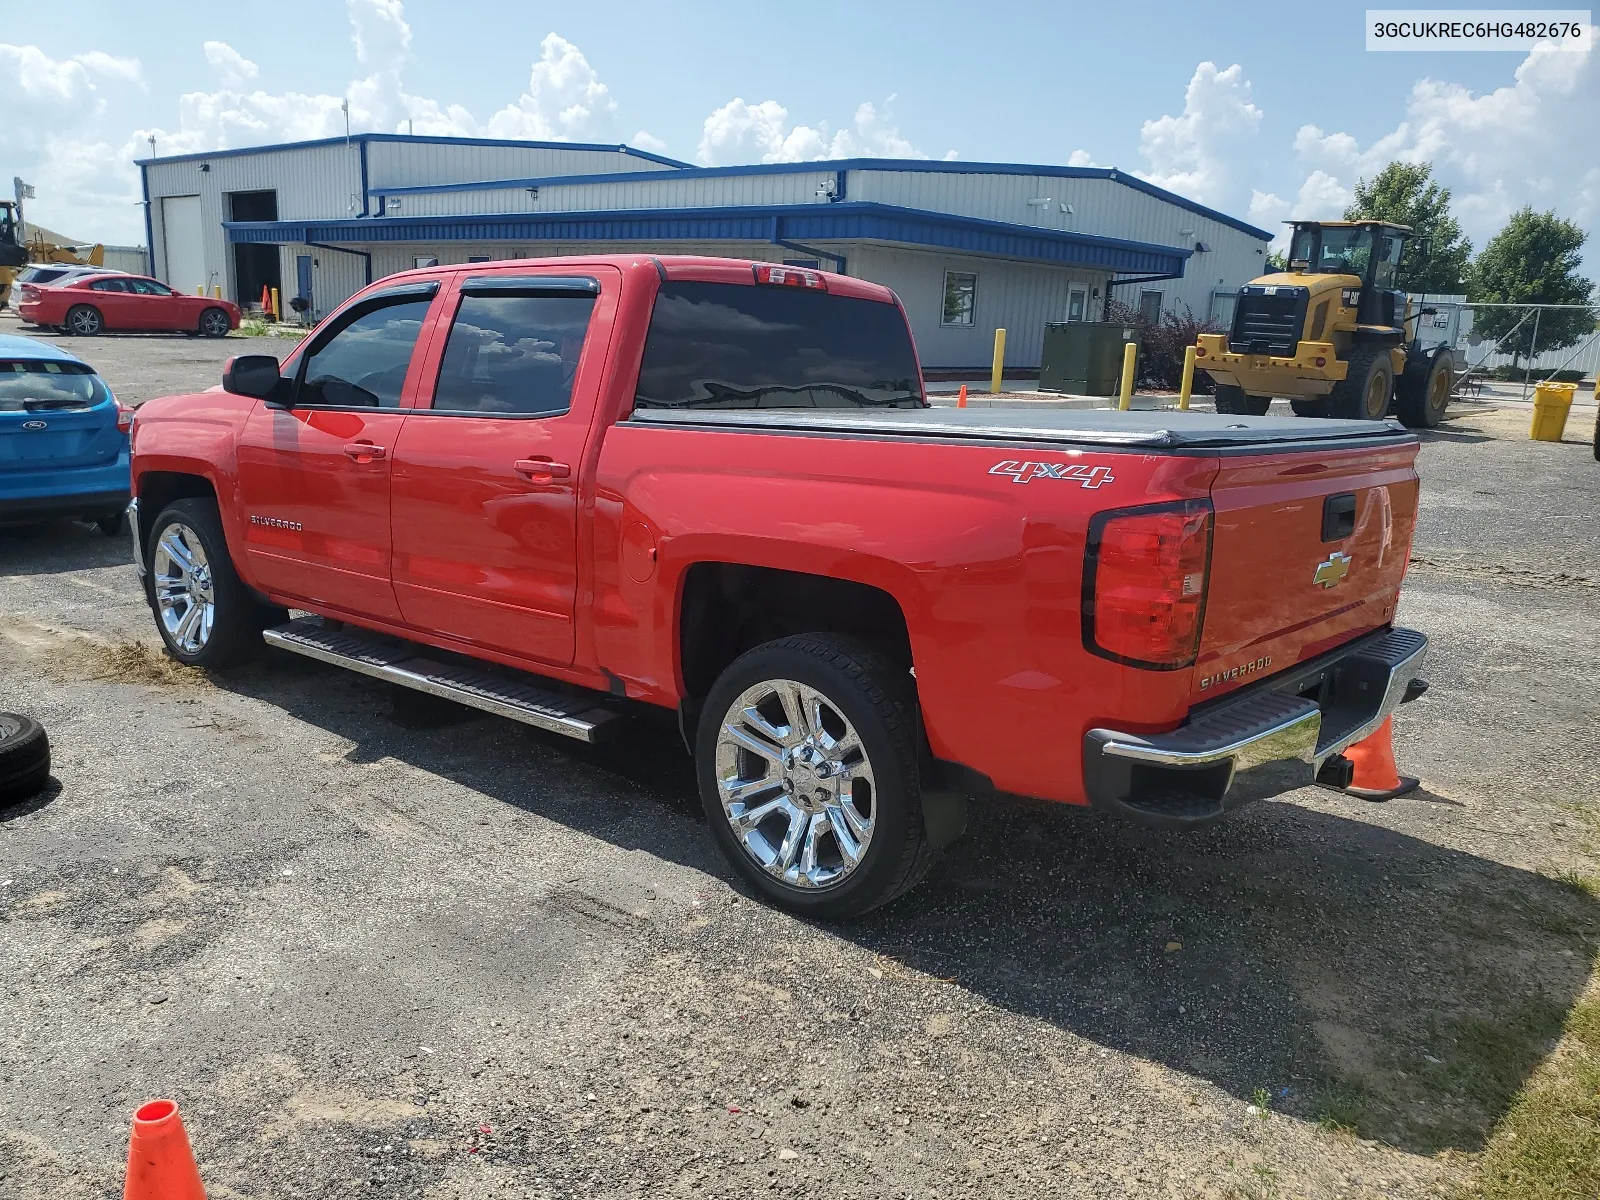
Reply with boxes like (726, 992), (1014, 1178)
(1083, 500), (1212, 669)
(115, 402), (134, 433)
(753, 263), (827, 290)
(19, 285), (39, 302)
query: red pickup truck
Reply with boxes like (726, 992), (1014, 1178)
(127, 255), (1428, 918)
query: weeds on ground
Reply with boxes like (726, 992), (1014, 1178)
(1470, 972), (1600, 1200)
(88, 641), (205, 687)
(1549, 869), (1600, 901)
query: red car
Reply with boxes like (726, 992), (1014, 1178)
(128, 255), (1429, 918)
(17, 274), (239, 338)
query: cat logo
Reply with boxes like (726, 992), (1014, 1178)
(1313, 552), (1352, 589)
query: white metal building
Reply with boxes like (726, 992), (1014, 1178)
(140, 134), (1272, 371)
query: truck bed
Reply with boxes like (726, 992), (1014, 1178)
(628, 407), (1419, 452)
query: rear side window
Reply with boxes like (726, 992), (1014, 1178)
(91, 278), (130, 292)
(433, 293), (596, 415)
(633, 281), (923, 411)
(298, 297), (433, 408)
(0, 360), (107, 411)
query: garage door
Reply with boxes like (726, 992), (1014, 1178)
(161, 195), (206, 295)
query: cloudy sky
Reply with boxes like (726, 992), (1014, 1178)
(3, 0), (1596, 265)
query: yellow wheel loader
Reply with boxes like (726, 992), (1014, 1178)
(1194, 220), (1454, 428)
(0, 200), (107, 309)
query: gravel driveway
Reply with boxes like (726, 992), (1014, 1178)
(1, 332), (1597, 1198)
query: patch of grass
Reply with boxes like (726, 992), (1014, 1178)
(1250, 1086), (1272, 1118)
(1314, 1082), (1371, 1135)
(1549, 869), (1600, 901)
(1471, 980), (1600, 1200)
(88, 641), (205, 687)
(235, 317), (270, 337)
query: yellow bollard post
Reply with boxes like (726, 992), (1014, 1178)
(1178, 345), (1196, 410)
(213, 284), (221, 299)
(195, 286), (204, 296)
(270, 287), (280, 323)
(1117, 340), (1137, 410)
(990, 328), (1007, 394)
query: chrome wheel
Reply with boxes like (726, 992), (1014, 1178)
(714, 678), (876, 890)
(152, 522), (215, 654)
(67, 306), (102, 336)
(200, 309), (230, 337)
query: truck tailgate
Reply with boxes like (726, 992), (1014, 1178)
(1194, 440), (1419, 702)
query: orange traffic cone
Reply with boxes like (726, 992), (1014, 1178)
(260, 286), (272, 320)
(1340, 715), (1419, 802)
(957, 384), (969, 408)
(124, 1099), (206, 1200)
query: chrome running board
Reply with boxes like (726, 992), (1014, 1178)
(263, 616), (620, 744)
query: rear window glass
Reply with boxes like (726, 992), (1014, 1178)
(633, 281), (923, 411)
(433, 293), (596, 415)
(0, 360), (107, 410)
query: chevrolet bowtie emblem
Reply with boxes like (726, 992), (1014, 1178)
(1313, 552), (1352, 589)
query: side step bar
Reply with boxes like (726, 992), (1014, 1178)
(262, 616), (621, 744)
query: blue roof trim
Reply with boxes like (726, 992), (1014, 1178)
(373, 157), (1273, 242)
(223, 202), (1191, 276)
(136, 132), (692, 170)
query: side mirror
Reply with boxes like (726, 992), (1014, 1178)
(222, 355), (285, 403)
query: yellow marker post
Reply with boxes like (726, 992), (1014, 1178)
(195, 286), (204, 296)
(1117, 340), (1137, 410)
(990, 328), (1007, 393)
(213, 284), (222, 299)
(270, 287), (280, 323)
(1177, 345), (1196, 410)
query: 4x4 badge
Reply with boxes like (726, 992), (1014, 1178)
(989, 460), (1114, 488)
(1313, 552), (1352, 588)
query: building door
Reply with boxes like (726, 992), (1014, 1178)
(296, 255), (313, 316)
(1139, 290), (1163, 325)
(1067, 289), (1087, 322)
(390, 268), (614, 667)
(228, 190), (280, 309)
(234, 284), (440, 619)
(160, 195), (206, 295)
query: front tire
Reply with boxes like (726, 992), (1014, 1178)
(65, 305), (103, 336)
(199, 307), (231, 338)
(1213, 384), (1271, 415)
(1394, 352), (1452, 429)
(1327, 342), (1396, 420)
(696, 634), (935, 919)
(146, 498), (269, 668)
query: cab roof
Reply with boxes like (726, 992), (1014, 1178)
(1284, 219), (1414, 232)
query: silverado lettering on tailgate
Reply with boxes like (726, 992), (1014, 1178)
(989, 460), (1115, 488)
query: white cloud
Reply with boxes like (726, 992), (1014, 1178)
(1067, 149), (1096, 167)
(1280, 29), (1599, 256)
(484, 34), (618, 141)
(1136, 62), (1263, 209)
(631, 129), (669, 155)
(696, 96), (926, 166)
(202, 41), (257, 89)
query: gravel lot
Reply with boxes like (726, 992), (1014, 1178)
(2, 324), (1598, 1199)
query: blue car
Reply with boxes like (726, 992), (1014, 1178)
(0, 333), (130, 535)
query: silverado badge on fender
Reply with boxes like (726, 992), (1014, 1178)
(989, 460), (1115, 488)
(1313, 551), (1352, 588)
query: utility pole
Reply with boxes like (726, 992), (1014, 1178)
(343, 98), (357, 216)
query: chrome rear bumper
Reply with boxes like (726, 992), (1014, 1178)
(1083, 627), (1428, 827)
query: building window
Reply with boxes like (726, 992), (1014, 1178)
(1067, 289), (1087, 323)
(941, 271), (977, 327)
(1138, 290), (1163, 325)
(414, 256), (439, 269)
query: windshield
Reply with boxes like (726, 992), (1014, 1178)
(1300, 227), (1375, 277)
(0, 359), (108, 411)
(634, 281), (924, 411)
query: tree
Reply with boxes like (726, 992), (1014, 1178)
(1344, 162), (1473, 294)
(1265, 248), (1288, 272)
(1467, 208), (1596, 368)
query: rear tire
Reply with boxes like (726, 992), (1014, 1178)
(199, 307), (231, 338)
(1394, 352), (1452, 429)
(0, 714), (51, 805)
(696, 634), (935, 920)
(65, 305), (103, 337)
(1326, 342), (1395, 420)
(1291, 397), (1331, 418)
(1213, 384), (1271, 415)
(146, 498), (271, 668)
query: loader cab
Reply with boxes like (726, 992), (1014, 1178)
(1286, 220), (1411, 330)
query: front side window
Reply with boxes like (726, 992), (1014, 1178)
(131, 279), (174, 296)
(941, 271), (977, 327)
(1373, 234), (1403, 290)
(297, 297), (433, 408)
(634, 281), (923, 411)
(432, 292), (597, 415)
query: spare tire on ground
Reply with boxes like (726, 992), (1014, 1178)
(0, 714), (51, 804)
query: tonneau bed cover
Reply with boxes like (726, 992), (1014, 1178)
(629, 407), (1418, 451)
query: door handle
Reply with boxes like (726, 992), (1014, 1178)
(344, 441), (386, 462)
(514, 457), (570, 481)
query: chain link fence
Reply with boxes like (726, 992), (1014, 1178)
(1409, 296), (1600, 400)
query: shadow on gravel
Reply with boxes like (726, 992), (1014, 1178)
(0, 778), (61, 823)
(212, 654), (1599, 1160)
(0, 520), (129, 577)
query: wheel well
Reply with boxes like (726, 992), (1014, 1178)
(135, 471), (216, 547)
(678, 563), (913, 700)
